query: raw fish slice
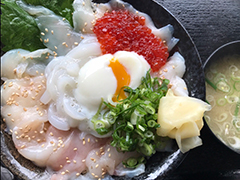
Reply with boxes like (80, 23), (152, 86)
(158, 52), (186, 79)
(73, 0), (97, 33)
(85, 144), (139, 179)
(151, 52), (188, 96)
(36, 15), (82, 56)
(1, 49), (52, 80)
(1, 76), (46, 108)
(46, 129), (110, 178)
(170, 76), (189, 96)
(1, 76), (47, 130)
(12, 122), (52, 167)
(16, 0), (83, 56)
(1, 104), (48, 133)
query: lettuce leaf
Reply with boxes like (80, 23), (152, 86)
(1, 0), (45, 52)
(1, 0), (75, 52)
(23, 0), (74, 26)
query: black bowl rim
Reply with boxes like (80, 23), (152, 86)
(1, 0), (205, 179)
(203, 40), (240, 68)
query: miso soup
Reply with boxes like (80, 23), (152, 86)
(205, 54), (240, 153)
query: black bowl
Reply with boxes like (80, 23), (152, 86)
(203, 40), (240, 154)
(1, 0), (205, 179)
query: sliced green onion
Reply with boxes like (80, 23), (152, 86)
(135, 106), (147, 116)
(214, 73), (226, 83)
(216, 80), (231, 92)
(135, 129), (145, 139)
(137, 124), (145, 132)
(233, 118), (240, 132)
(142, 104), (155, 114)
(229, 65), (238, 72)
(234, 82), (240, 91)
(205, 78), (217, 90)
(147, 120), (157, 128)
(93, 120), (105, 129)
(93, 70), (170, 165)
(120, 140), (130, 151)
(106, 111), (117, 124)
(162, 79), (170, 85)
(231, 70), (240, 81)
(216, 113), (228, 122)
(125, 122), (134, 132)
(96, 128), (111, 135)
(233, 98), (240, 132)
(140, 143), (154, 156)
(152, 113), (158, 120)
(217, 98), (227, 106)
(226, 95), (239, 104)
(144, 130), (153, 138)
(130, 110), (141, 125)
(125, 157), (138, 168)
(234, 98), (240, 117)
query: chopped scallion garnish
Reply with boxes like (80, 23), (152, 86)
(91, 70), (170, 164)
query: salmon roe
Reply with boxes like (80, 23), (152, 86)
(93, 10), (169, 72)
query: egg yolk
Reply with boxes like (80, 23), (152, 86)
(109, 58), (131, 102)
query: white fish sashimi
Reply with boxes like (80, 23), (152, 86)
(12, 122), (52, 167)
(85, 144), (141, 178)
(73, 0), (97, 33)
(1, 49), (52, 80)
(1, 76), (47, 130)
(46, 128), (111, 178)
(170, 76), (189, 96)
(153, 52), (189, 96)
(36, 15), (83, 56)
(1, 74), (51, 167)
(159, 52), (186, 79)
(1, 76), (46, 107)
(16, 0), (83, 56)
(114, 163), (145, 177)
(66, 35), (102, 61)
(1, 104), (48, 132)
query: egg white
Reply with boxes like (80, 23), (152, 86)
(74, 51), (150, 111)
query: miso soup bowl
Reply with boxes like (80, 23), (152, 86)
(203, 40), (240, 154)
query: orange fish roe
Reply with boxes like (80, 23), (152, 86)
(93, 10), (169, 72)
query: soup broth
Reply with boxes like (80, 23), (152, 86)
(205, 54), (240, 153)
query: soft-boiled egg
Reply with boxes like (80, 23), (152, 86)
(74, 51), (150, 111)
